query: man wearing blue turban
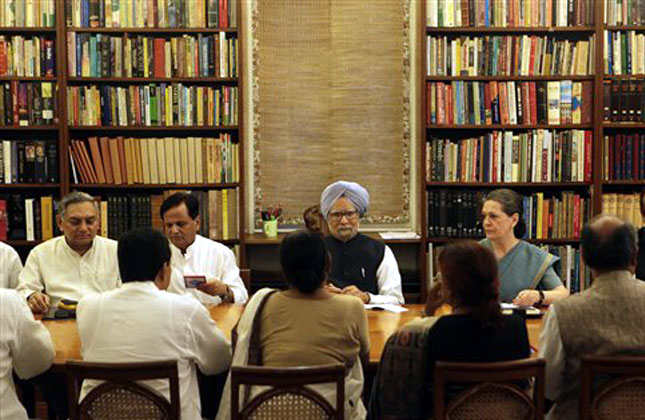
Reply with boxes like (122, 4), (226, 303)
(320, 181), (404, 304)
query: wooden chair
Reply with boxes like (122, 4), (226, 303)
(231, 364), (345, 420)
(239, 268), (251, 293)
(66, 360), (180, 420)
(580, 354), (645, 420)
(434, 358), (545, 420)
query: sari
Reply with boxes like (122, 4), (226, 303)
(481, 239), (561, 302)
(216, 288), (366, 420)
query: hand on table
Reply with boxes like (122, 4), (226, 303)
(513, 289), (540, 307)
(197, 279), (233, 302)
(325, 284), (342, 294)
(341, 285), (370, 304)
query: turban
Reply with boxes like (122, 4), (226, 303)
(320, 181), (370, 219)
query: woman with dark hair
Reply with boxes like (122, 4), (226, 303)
(369, 241), (530, 419)
(480, 188), (569, 306)
(217, 230), (369, 420)
(636, 189), (645, 280)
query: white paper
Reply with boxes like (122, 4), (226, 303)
(364, 304), (409, 313)
(379, 232), (420, 240)
(500, 303), (541, 316)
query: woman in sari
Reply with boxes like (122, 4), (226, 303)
(369, 241), (530, 419)
(217, 229), (369, 420)
(480, 188), (569, 306)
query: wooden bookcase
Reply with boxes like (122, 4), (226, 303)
(1, 0), (245, 263)
(419, 0), (644, 301)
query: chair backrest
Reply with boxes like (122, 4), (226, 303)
(239, 268), (251, 292)
(231, 364), (345, 420)
(434, 358), (545, 420)
(66, 360), (180, 420)
(580, 354), (645, 420)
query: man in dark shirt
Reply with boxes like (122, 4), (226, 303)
(319, 181), (404, 304)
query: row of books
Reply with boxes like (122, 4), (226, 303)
(66, 0), (237, 29)
(544, 245), (589, 293)
(69, 135), (238, 185)
(1, 140), (58, 184)
(605, 0), (645, 25)
(426, 80), (592, 125)
(603, 134), (645, 181)
(426, 130), (592, 183)
(604, 31), (645, 75)
(98, 189), (238, 241)
(427, 190), (590, 239)
(426, 0), (593, 28)
(0, 195), (57, 241)
(0, 82), (56, 127)
(0, 36), (55, 77)
(0, 0), (56, 28)
(601, 193), (644, 228)
(66, 84), (237, 127)
(602, 79), (645, 122)
(67, 32), (237, 79)
(426, 35), (594, 77)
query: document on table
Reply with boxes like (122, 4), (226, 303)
(500, 303), (542, 317)
(364, 304), (409, 313)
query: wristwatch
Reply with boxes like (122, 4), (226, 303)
(220, 285), (234, 303)
(535, 289), (545, 307)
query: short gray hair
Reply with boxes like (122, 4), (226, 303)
(59, 191), (98, 219)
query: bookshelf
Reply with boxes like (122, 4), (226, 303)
(0, 0), (245, 263)
(418, 0), (640, 298)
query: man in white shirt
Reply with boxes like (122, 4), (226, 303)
(16, 192), (120, 314)
(0, 289), (54, 420)
(0, 241), (22, 289)
(320, 181), (405, 305)
(539, 216), (645, 420)
(77, 227), (231, 420)
(161, 192), (248, 305)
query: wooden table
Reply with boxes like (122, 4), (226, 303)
(43, 304), (544, 367)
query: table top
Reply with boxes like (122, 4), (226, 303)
(43, 304), (544, 366)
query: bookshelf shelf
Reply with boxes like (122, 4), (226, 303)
(603, 75), (645, 79)
(602, 181), (645, 186)
(74, 183), (241, 189)
(426, 76), (595, 81)
(68, 27), (237, 34)
(604, 26), (645, 31)
(426, 182), (592, 188)
(67, 77), (238, 83)
(0, 76), (58, 81)
(426, 124), (594, 130)
(68, 125), (239, 131)
(602, 123), (645, 128)
(0, 183), (60, 188)
(426, 27), (595, 34)
(5, 240), (44, 246)
(0, 125), (59, 130)
(425, 237), (581, 245)
(0, 27), (56, 33)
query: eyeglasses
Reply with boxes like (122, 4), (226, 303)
(328, 210), (359, 222)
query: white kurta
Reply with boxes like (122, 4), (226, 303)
(168, 234), (248, 305)
(0, 289), (54, 420)
(0, 241), (22, 289)
(370, 245), (405, 305)
(16, 236), (120, 309)
(76, 282), (232, 420)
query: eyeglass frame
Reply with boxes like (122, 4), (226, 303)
(328, 210), (360, 222)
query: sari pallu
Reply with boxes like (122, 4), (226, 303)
(368, 316), (440, 420)
(216, 288), (367, 420)
(481, 239), (561, 302)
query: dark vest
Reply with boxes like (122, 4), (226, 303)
(324, 234), (385, 295)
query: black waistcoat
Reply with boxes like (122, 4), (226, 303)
(324, 234), (385, 294)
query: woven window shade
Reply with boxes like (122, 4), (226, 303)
(251, 0), (412, 228)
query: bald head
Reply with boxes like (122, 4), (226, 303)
(581, 215), (638, 273)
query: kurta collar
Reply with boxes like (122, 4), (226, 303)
(120, 281), (159, 292)
(61, 235), (97, 258)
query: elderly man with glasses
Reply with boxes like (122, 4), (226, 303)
(320, 181), (404, 305)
